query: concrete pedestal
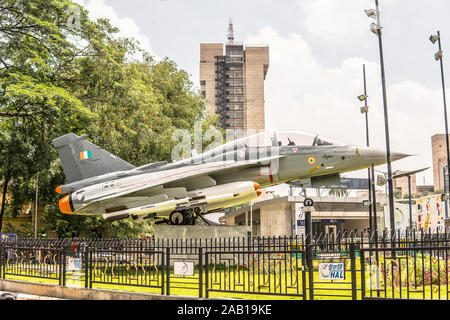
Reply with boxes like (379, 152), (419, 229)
(154, 225), (251, 241)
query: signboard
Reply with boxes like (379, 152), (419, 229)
(67, 257), (82, 271)
(303, 198), (314, 207)
(318, 262), (345, 280)
(291, 178), (370, 190)
(295, 203), (305, 237)
(0, 233), (17, 242)
(174, 261), (194, 276)
(66, 257), (83, 288)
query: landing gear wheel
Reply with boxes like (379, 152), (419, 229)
(169, 211), (185, 225)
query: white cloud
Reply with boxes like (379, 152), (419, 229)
(246, 26), (445, 186)
(75, 0), (158, 59)
(296, 0), (398, 45)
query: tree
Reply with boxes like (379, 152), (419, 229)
(0, 0), (216, 236)
(0, 0), (94, 231)
(328, 187), (349, 197)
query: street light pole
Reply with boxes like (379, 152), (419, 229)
(367, 0), (395, 234)
(408, 175), (412, 230)
(34, 172), (39, 239)
(359, 64), (374, 233)
(445, 165), (449, 219)
(431, 31), (450, 205)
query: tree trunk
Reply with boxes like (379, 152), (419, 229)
(0, 173), (11, 232)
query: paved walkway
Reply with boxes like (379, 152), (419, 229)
(0, 291), (64, 300)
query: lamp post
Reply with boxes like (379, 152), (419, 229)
(34, 172), (39, 239)
(358, 64), (375, 233)
(365, 1), (395, 235)
(430, 31), (450, 206)
(392, 168), (429, 231)
(444, 165), (448, 219)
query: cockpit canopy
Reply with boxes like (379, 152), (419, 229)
(201, 130), (346, 157)
(227, 130), (344, 148)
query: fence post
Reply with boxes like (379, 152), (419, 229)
(350, 243), (357, 300)
(301, 249), (307, 300)
(166, 247), (170, 296)
(62, 248), (66, 286)
(205, 251), (209, 298)
(84, 247), (89, 289)
(89, 249), (93, 289)
(0, 245), (3, 279)
(360, 248), (366, 300)
(199, 247), (203, 298)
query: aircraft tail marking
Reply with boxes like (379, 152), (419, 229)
(52, 133), (135, 183)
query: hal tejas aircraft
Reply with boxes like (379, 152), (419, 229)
(53, 131), (408, 225)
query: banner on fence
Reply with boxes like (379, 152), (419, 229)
(67, 257), (82, 271)
(174, 262), (194, 276)
(318, 262), (345, 280)
(295, 203), (306, 237)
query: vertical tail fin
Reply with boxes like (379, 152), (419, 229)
(52, 133), (135, 183)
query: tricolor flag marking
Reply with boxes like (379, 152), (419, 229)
(80, 150), (92, 160)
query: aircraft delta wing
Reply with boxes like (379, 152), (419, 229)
(72, 154), (285, 215)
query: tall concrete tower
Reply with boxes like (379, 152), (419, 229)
(200, 20), (269, 140)
(432, 134), (449, 191)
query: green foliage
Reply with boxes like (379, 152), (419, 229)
(225, 202), (250, 215)
(327, 188), (349, 197)
(0, 0), (212, 237)
(393, 189), (402, 199)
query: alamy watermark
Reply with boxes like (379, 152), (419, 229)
(170, 122), (280, 174)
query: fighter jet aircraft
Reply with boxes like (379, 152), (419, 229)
(52, 130), (408, 225)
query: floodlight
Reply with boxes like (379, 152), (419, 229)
(435, 50), (443, 61)
(429, 34), (438, 44)
(370, 22), (379, 35)
(357, 94), (367, 102)
(364, 9), (377, 19)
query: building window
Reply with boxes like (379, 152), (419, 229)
(200, 80), (206, 85)
(201, 91), (206, 97)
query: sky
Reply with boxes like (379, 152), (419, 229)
(76, 0), (450, 190)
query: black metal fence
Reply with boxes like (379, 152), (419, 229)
(1, 229), (450, 299)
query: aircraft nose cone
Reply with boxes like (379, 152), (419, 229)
(391, 152), (410, 161)
(358, 147), (410, 165)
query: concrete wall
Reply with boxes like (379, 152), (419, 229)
(244, 46), (269, 133)
(260, 201), (291, 237)
(200, 43), (223, 116)
(393, 171), (417, 196)
(432, 134), (448, 191)
(154, 225), (251, 240)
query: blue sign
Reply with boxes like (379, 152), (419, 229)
(318, 262), (345, 280)
(0, 233), (17, 259)
(0, 233), (17, 242)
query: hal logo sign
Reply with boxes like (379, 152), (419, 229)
(318, 262), (345, 280)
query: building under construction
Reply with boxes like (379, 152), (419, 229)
(200, 20), (269, 140)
